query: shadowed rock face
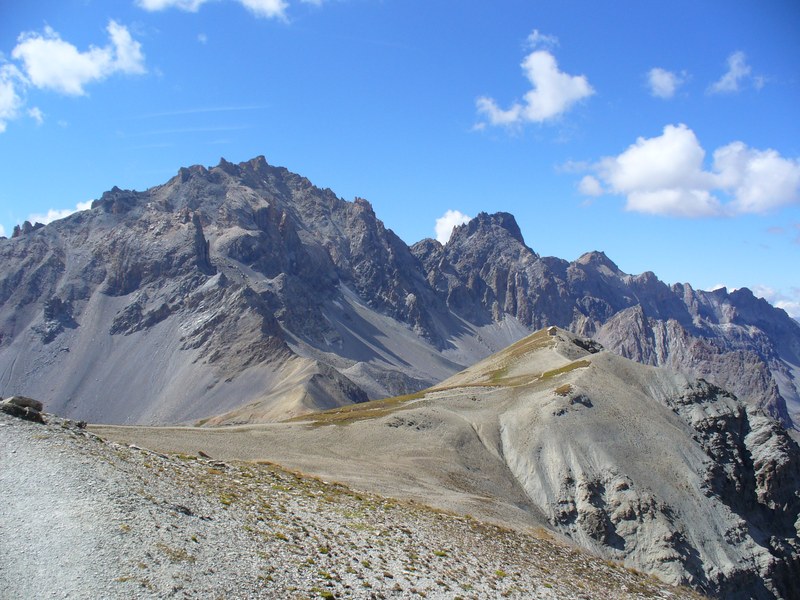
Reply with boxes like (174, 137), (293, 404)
(1, 156), (799, 430)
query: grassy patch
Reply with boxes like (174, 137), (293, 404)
(498, 328), (555, 358)
(156, 543), (196, 563)
(288, 390), (427, 427)
(540, 359), (591, 380)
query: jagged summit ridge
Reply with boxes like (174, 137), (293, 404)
(0, 155), (799, 431)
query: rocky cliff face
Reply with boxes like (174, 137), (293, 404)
(1, 156), (799, 431)
(413, 215), (800, 429)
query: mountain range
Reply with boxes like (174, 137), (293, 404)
(3, 155), (800, 597)
(1, 155), (798, 433)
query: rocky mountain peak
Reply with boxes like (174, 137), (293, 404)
(352, 197), (375, 215)
(450, 211), (526, 247)
(11, 220), (45, 238)
(216, 156), (240, 176)
(575, 250), (621, 274)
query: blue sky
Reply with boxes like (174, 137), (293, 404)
(1, 0), (799, 316)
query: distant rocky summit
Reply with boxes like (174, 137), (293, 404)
(0, 156), (798, 430)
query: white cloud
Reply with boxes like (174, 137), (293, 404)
(647, 67), (684, 99)
(708, 51), (752, 94)
(578, 175), (603, 196)
(27, 106), (44, 125)
(435, 210), (471, 244)
(712, 142), (800, 213)
(0, 63), (26, 132)
(28, 200), (93, 226)
(107, 21), (146, 75)
(138, 0), (288, 18)
(238, 0), (288, 19)
(526, 29), (558, 50)
(0, 224), (5, 237)
(137, 0), (209, 10)
(476, 31), (594, 128)
(12, 21), (146, 96)
(579, 123), (800, 217)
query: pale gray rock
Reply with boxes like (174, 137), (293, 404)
(1, 396), (45, 422)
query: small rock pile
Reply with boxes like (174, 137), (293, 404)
(0, 396), (46, 423)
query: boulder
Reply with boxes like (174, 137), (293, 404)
(1, 396), (45, 423)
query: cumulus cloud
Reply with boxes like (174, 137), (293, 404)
(712, 142), (800, 213)
(476, 30), (594, 128)
(138, 0), (288, 18)
(435, 210), (471, 244)
(578, 123), (800, 217)
(0, 64), (27, 132)
(708, 51), (753, 94)
(28, 200), (93, 226)
(12, 21), (145, 96)
(647, 67), (685, 99)
(0, 224), (6, 237)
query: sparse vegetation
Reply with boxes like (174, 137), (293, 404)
(540, 359), (591, 380)
(554, 383), (573, 396)
(156, 542), (196, 563)
(290, 390), (427, 427)
(5, 410), (706, 600)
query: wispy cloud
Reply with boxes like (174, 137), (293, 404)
(135, 105), (267, 119)
(136, 0), (209, 11)
(646, 67), (686, 99)
(124, 124), (251, 137)
(752, 285), (800, 319)
(27, 106), (44, 125)
(137, 0), (289, 20)
(0, 64), (26, 132)
(476, 29), (594, 128)
(574, 123), (800, 217)
(708, 51), (760, 94)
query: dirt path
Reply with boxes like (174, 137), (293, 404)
(0, 412), (703, 599)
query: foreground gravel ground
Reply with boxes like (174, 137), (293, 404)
(0, 412), (703, 599)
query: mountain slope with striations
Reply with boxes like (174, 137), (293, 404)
(1, 156), (799, 430)
(93, 327), (800, 599)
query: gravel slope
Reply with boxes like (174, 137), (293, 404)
(0, 411), (702, 599)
